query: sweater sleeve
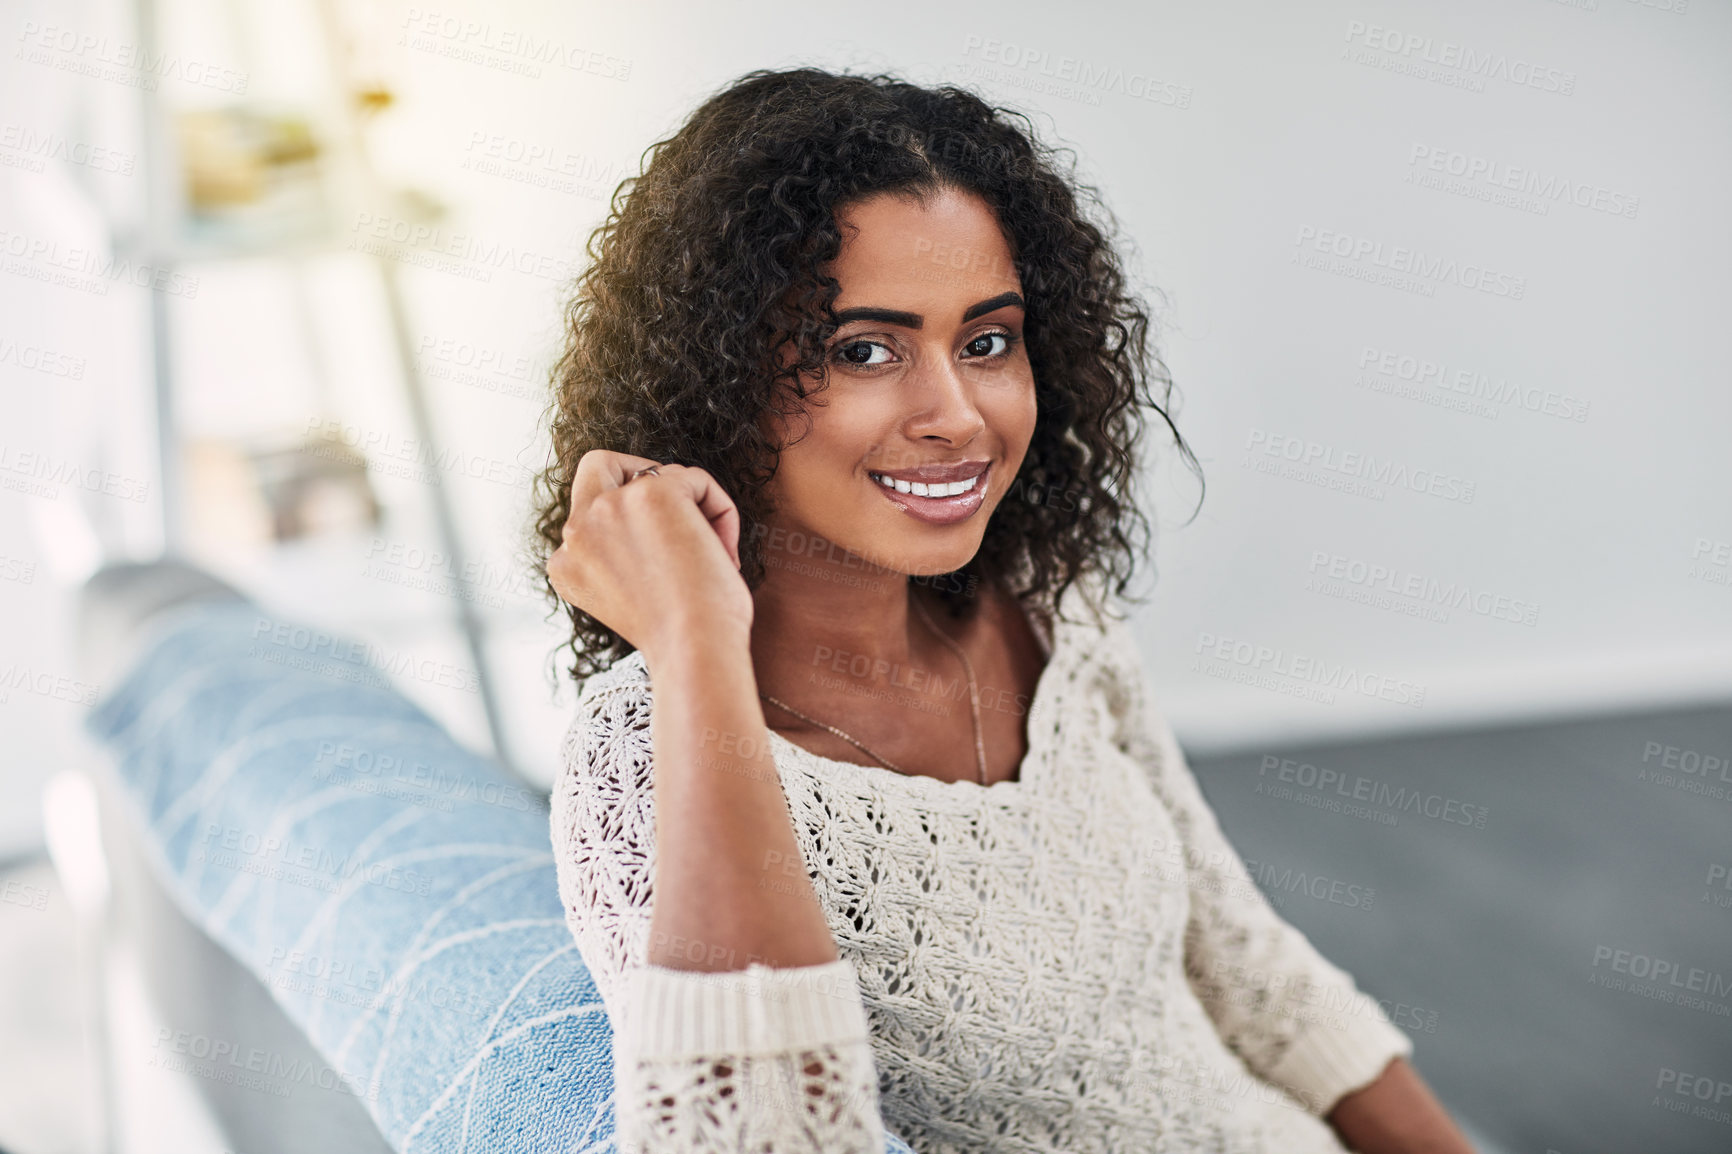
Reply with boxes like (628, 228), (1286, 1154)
(1096, 617), (1413, 1116)
(549, 666), (886, 1153)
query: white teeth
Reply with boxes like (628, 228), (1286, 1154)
(870, 471), (982, 498)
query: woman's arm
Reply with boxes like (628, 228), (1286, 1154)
(1326, 1057), (1477, 1154)
(1095, 614), (1437, 1123)
(548, 451), (884, 1152)
(552, 641), (886, 1153)
(641, 627), (840, 974)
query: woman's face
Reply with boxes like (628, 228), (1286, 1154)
(762, 186), (1038, 579)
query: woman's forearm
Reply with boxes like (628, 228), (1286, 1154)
(1325, 1056), (1477, 1154)
(642, 629), (840, 972)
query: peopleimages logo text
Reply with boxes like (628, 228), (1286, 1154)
(1294, 226), (1525, 300)
(1245, 428), (1477, 504)
(1258, 756), (1488, 828)
(1194, 632), (1426, 708)
(1342, 20), (1576, 95)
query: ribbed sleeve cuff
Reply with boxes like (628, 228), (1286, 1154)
(1264, 989), (1414, 1115)
(616, 957), (871, 1062)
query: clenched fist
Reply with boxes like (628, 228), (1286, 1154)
(547, 450), (754, 661)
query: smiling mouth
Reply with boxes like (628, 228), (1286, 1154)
(867, 470), (985, 498)
(865, 463), (991, 526)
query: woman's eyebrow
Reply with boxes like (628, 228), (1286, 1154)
(832, 291), (1026, 329)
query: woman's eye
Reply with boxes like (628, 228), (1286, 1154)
(832, 331), (1018, 369)
(966, 332), (1013, 358)
(835, 340), (894, 366)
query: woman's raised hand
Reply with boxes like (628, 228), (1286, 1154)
(548, 450), (754, 660)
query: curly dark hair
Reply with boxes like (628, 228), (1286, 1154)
(528, 66), (1203, 689)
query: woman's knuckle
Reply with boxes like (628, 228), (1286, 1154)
(623, 478), (664, 505)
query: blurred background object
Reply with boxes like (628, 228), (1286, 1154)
(176, 105), (326, 244)
(182, 431), (387, 552)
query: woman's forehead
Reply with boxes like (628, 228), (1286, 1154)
(834, 188), (1009, 257)
(829, 191), (1023, 315)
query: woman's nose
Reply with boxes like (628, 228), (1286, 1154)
(904, 358), (987, 443)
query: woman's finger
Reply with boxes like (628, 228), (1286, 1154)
(679, 466), (743, 570)
(568, 449), (667, 508)
(574, 454), (743, 572)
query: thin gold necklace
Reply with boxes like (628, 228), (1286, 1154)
(759, 592), (989, 785)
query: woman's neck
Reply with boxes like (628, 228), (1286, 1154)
(749, 562), (991, 726)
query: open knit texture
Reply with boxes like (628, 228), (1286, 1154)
(551, 576), (1413, 1153)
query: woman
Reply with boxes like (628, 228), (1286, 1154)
(533, 67), (1474, 1153)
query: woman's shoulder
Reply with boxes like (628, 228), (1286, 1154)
(558, 649), (654, 787)
(1038, 570), (1162, 753)
(577, 646), (652, 702)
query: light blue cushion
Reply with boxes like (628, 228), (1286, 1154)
(85, 599), (918, 1154)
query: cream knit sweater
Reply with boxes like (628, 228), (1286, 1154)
(551, 577), (1413, 1153)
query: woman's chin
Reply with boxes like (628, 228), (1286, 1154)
(870, 528), (985, 580)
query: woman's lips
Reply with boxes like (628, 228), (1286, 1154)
(868, 462), (990, 525)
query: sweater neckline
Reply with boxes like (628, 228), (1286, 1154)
(763, 590), (1075, 795)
